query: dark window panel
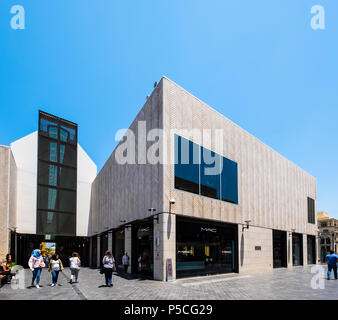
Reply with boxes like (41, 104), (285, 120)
(37, 211), (58, 234)
(200, 147), (221, 199)
(39, 137), (58, 163)
(59, 167), (76, 190)
(39, 116), (58, 139)
(38, 162), (58, 187)
(174, 135), (200, 195)
(307, 197), (315, 224)
(59, 144), (77, 167)
(58, 189), (76, 213)
(221, 157), (238, 204)
(60, 124), (77, 144)
(58, 213), (76, 235)
(37, 186), (58, 211)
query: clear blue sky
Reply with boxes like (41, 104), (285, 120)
(0, 0), (337, 217)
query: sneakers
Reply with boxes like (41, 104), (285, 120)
(51, 283), (55, 287)
(36, 285), (40, 288)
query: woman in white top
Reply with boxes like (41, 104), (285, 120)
(69, 252), (81, 284)
(102, 250), (115, 287)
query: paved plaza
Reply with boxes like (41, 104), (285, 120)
(1, 266), (337, 300)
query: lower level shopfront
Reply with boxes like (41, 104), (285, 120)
(89, 215), (317, 281)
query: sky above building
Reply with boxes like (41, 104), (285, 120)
(0, 0), (337, 217)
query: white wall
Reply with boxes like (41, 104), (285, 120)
(77, 144), (97, 236)
(10, 132), (38, 234)
(10, 131), (97, 237)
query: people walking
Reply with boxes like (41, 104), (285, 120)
(122, 252), (129, 274)
(326, 250), (338, 280)
(28, 249), (45, 288)
(48, 254), (63, 287)
(69, 252), (81, 284)
(102, 251), (115, 287)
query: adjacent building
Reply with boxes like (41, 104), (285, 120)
(0, 111), (96, 265)
(318, 211), (338, 262)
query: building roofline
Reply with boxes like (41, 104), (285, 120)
(160, 75), (316, 181)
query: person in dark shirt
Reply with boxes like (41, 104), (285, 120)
(326, 250), (338, 280)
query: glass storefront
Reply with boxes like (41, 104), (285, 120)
(292, 233), (303, 266)
(176, 218), (237, 278)
(114, 229), (125, 272)
(273, 230), (287, 268)
(132, 222), (153, 277)
(307, 235), (316, 265)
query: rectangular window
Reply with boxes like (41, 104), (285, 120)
(59, 144), (77, 167)
(38, 137), (58, 163)
(200, 148), (221, 199)
(59, 167), (76, 190)
(174, 134), (238, 205)
(307, 197), (315, 224)
(38, 162), (58, 187)
(38, 186), (58, 211)
(174, 135), (200, 195)
(37, 111), (78, 236)
(58, 189), (76, 213)
(221, 157), (238, 204)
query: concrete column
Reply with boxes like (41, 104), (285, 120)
(124, 227), (132, 273)
(108, 231), (113, 253)
(287, 233), (293, 268)
(153, 213), (176, 281)
(97, 235), (101, 267)
(303, 234), (307, 266)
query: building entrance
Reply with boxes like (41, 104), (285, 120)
(292, 233), (303, 266)
(176, 217), (238, 278)
(132, 222), (153, 277)
(273, 230), (287, 268)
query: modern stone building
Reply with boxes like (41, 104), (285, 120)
(0, 111), (96, 265)
(90, 77), (318, 281)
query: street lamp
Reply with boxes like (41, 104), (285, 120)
(242, 220), (251, 232)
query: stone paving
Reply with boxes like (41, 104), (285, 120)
(1, 265), (337, 300)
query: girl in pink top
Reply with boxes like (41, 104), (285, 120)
(28, 249), (45, 288)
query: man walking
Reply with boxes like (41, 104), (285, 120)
(122, 252), (129, 274)
(326, 250), (338, 280)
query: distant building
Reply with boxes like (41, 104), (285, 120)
(317, 212), (338, 261)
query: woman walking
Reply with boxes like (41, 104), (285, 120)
(28, 249), (45, 288)
(102, 250), (115, 287)
(48, 254), (63, 287)
(69, 252), (81, 284)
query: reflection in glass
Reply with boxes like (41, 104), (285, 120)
(174, 135), (200, 194)
(40, 117), (58, 139)
(60, 125), (76, 144)
(39, 137), (58, 163)
(58, 189), (76, 213)
(221, 157), (238, 204)
(38, 162), (57, 186)
(59, 167), (76, 190)
(59, 144), (77, 167)
(38, 186), (58, 211)
(200, 148), (221, 199)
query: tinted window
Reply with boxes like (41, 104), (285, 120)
(39, 116), (58, 139)
(59, 167), (76, 190)
(307, 197), (315, 224)
(174, 135), (200, 195)
(59, 144), (77, 167)
(200, 148), (221, 199)
(37, 211), (58, 234)
(221, 157), (238, 204)
(39, 137), (58, 163)
(58, 189), (76, 213)
(38, 186), (58, 211)
(38, 162), (58, 186)
(58, 213), (76, 235)
(60, 124), (76, 144)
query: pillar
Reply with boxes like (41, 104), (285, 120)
(153, 213), (176, 281)
(108, 231), (113, 253)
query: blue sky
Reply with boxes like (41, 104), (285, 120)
(0, 0), (337, 217)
